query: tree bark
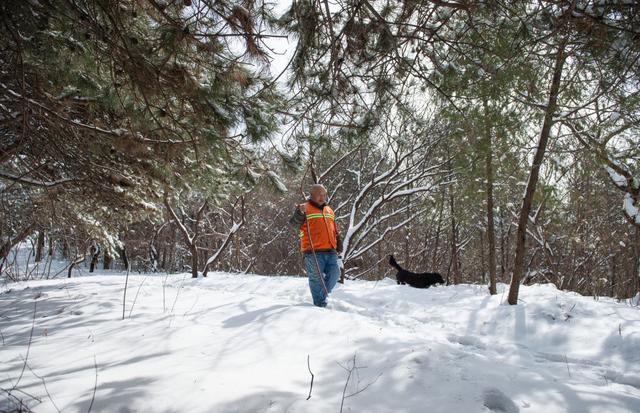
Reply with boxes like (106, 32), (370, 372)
(508, 39), (567, 305)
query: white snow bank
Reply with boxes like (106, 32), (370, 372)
(1, 273), (639, 412)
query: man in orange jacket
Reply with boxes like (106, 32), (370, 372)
(289, 184), (343, 307)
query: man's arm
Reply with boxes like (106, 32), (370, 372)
(288, 205), (306, 228)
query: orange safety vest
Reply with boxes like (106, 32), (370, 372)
(299, 201), (338, 253)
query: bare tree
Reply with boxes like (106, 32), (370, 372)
(164, 192), (209, 278)
(202, 196), (246, 277)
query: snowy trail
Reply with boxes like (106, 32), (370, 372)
(1, 273), (639, 412)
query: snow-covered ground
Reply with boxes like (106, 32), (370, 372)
(1, 272), (639, 412)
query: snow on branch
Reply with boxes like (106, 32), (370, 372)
(203, 196), (246, 276)
(328, 137), (448, 277)
(562, 120), (640, 227)
(0, 170), (76, 188)
(163, 192), (199, 245)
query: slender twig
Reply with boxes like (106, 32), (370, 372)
(183, 295), (199, 317)
(339, 354), (357, 413)
(0, 387), (38, 412)
(14, 300), (37, 388)
(25, 362), (62, 413)
(128, 273), (149, 318)
(162, 271), (170, 313)
(168, 272), (187, 327)
(87, 355), (98, 413)
(122, 264), (130, 320)
(345, 372), (383, 398)
(306, 355), (314, 400)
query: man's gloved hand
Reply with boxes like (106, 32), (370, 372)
(337, 257), (344, 269)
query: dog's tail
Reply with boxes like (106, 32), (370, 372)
(389, 255), (403, 271)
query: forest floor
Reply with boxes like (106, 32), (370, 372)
(1, 271), (639, 412)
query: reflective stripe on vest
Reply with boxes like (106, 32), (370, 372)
(305, 213), (335, 220)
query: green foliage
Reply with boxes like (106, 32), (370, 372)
(0, 0), (283, 250)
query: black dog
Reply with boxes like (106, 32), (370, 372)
(389, 255), (444, 288)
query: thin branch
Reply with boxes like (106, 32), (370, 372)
(87, 355), (98, 413)
(306, 355), (314, 400)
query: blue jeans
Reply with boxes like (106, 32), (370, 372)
(304, 252), (340, 307)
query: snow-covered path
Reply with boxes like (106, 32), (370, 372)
(1, 273), (639, 412)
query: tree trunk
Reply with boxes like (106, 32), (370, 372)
(149, 243), (159, 272)
(62, 239), (69, 260)
(191, 244), (199, 278)
(120, 247), (129, 272)
(484, 100), (498, 295)
(479, 229), (486, 285)
(0, 223), (36, 274)
(508, 39), (567, 305)
(68, 255), (84, 278)
(163, 195), (207, 278)
(89, 245), (100, 273)
(35, 230), (45, 262)
(48, 236), (54, 257)
(103, 253), (112, 270)
(161, 246), (167, 271)
(449, 189), (459, 285)
(498, 210), (504, 281)
(609, 254), (616, 298)
(405, 193), (411, 265)
(635, 226), (640, 298)
(432, 188), (445, 270)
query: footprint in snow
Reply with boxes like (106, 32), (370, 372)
(447, 334), (487, 350)
(482, 387), (519, 413)
(605, 371), (640, 390)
